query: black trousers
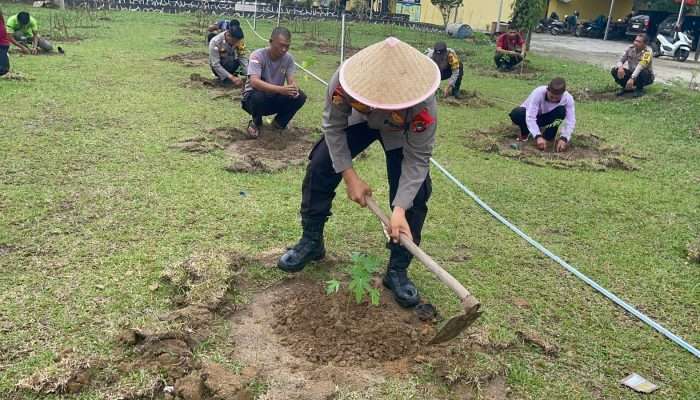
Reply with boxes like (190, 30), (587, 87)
(300, 123), (432, 270)
(611, 67), (654, 90)
(0, 46), (9, 76)
(509, 106), (566, 141)
(440, 61), (463, 96)
(495, 53), (523, 70)
(210, 59), (241, 83)
(241, 89), (307, 128)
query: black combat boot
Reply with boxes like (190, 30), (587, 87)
(277, 218), (326, 272)
(382, 249), (420, 308)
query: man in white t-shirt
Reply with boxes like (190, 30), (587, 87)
(241, 27), (306, 138)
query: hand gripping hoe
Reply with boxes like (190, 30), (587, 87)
(365, 195), (482, 344)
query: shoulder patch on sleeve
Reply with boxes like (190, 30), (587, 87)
(332, 85), (347, 106)
(410, 108), (435, 133)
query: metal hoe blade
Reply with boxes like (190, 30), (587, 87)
(364, 196), (483, 345)
(429, 304), (482, 345)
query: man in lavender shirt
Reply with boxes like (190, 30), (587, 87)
(241, 26), (306, 138)
(509, 77), (576, 152)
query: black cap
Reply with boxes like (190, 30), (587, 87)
(434, 41), (447, 52)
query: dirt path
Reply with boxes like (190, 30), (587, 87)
(530, 33), (700, 83)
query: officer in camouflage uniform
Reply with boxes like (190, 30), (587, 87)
(278, 37), (441, 309)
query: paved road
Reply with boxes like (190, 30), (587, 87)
(530, 33), (700, 83)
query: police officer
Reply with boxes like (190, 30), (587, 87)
(277, 37), (440, 308)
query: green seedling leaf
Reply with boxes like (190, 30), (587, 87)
(369, 288), (380, 306)
(325, 279), (341, 295)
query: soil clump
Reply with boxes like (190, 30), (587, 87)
(161, 51), (209, 68)
(170, 126), (319, 173)
(171, 37), (201, 47)
(183, 73), (243, 101)
(465, 124), (641, 171)
(271, 280), (437, 365)
(304, 39), (360, 57)
(439, 90), (495, 108)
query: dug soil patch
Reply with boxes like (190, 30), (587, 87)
(439, 90), (495, 108)
(228, 278), (436, 399)
(466, 60), (542, 81)
(303, 39), (360, 57)
(466, 125), (641, 171)
(182, 73), (243, 101)
(160, 51), (209, 68)
(171, 37), (201, 47)
(170, 126), (319, 172)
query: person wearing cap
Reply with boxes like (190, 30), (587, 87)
(508, 77), (575, 152)
(207, 18), (239, 43)
(208, 24), (248, 87)
(494, 30), (525, 71)
(611, 34), (654, 97)
(425, 41), (462, 98)
(5, 11), (53, 54)
(242, 27), (305, 138)
(277, 37), (440, 309)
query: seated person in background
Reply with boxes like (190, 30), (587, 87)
(611, 34), (654, 97)
(1, 8), (28, 75)
(241, 27), (306, 138)
(509, 77), (576, 152)
(208, 24), (247, 86)
(6, 11), (54, 54)
(207, 18), (239, 43)
(494, 29), (525, 70)
(425, 41), (462, 98)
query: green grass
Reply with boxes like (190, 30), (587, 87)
(0, 5), (699, 399)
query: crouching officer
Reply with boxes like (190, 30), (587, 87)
(278, 37), (440, 308)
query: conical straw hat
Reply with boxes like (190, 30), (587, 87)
(339, 37), (441, 110)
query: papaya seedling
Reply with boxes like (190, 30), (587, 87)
(325, 252), (381, 306)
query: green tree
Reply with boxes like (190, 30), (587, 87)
(430, 0), (464, 29)
(510, 0), (547, 51)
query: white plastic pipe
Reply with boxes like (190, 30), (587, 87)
(604, 0), (615, 40)
(277, 0), (282, 26)
(340, 12), (346, 63)
(253, 0), (258, 30)
(496, 0), (504, 33)
(677, 0), (686, 27)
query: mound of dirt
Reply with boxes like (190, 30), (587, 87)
(464, 60), (541, 81)
(439, 90), (494, 108)
(271, 280), (436, 365)
(571, 87), (624, 102)
(16, 355), (97, 395)
(688, 238), (700, 263)
(182, 73), (243, 101)
(171, 125), (319, 173)
(304, 39), (360, 57)
(465, 125), (641, 171)
(171, 37), (201, 47)
(161, 51), (209, 68)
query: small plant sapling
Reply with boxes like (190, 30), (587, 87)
(325, 252), (381, 307)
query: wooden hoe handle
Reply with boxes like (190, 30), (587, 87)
(365, 196), (479, 309)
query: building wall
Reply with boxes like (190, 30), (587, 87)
(548, 0), (635, 21)
(419, 0), (516, 32)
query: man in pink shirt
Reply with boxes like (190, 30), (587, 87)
(508, 77), (576, 152)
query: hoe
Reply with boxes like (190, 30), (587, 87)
(366, 195), (482, 344)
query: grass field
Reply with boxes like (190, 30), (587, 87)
(1, 4), (699, 399)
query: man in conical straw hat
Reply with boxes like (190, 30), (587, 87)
(278, 37), (440, 308)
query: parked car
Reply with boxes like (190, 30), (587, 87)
(626, 12), (671, 39)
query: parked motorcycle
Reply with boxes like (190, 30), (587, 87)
(652, 30), (692, 61)
(535, 12), (560, 34)
(576, 16), (607, 39)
